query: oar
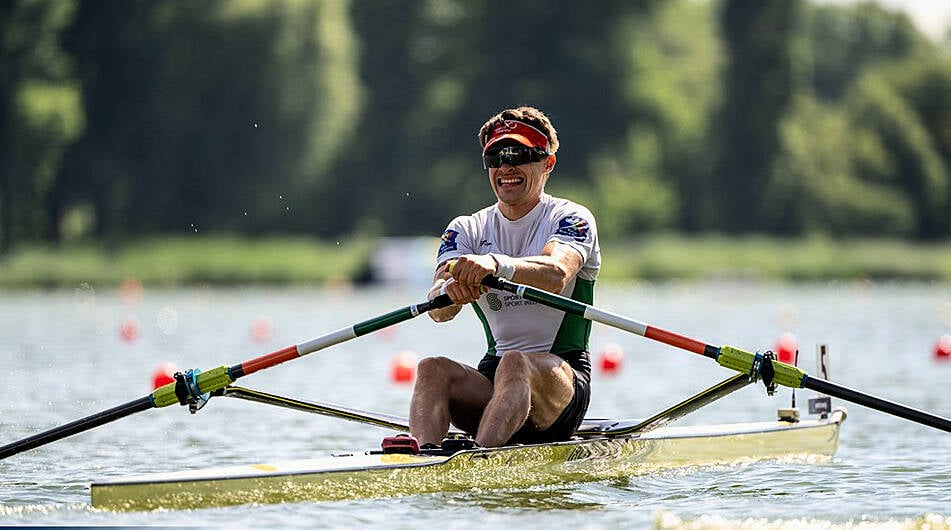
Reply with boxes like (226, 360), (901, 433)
(0, 294), (453, 460)
(216, 386), (426, 432)
(221, 373), (750, 439)
(589, 373), (752, 436)
(482, 276), (951, 434)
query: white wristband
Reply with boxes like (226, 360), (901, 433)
(438, 277), (455, 296)
(489, 253), (516, 280)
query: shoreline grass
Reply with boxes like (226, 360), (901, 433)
(0, 236), (372, 289)
(0, 234), (949, 290)
(602, 234), (951, 282)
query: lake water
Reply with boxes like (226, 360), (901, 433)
(1, 281), (950, 529)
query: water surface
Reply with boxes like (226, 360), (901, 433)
(1, 281), (950, 528)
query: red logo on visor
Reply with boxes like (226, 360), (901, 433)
(493, 120), (521, 135)
(485, 120), (549, 152)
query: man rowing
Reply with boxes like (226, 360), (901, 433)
(409, 106), (601, 448)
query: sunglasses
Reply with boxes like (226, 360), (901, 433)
(482, 146), (550, 169)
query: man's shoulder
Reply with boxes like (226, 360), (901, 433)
(544, 195), (596, 222)
(446, 204), (496, 230)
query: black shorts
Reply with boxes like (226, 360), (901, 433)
(476, 350), (591, 445)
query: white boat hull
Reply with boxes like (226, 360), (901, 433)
(91, 408), (846, 511)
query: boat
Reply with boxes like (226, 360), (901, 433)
(89, 374), (847, 511)
(91, 410), (845, 511)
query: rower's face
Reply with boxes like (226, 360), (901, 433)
(487, 148), (553, 207)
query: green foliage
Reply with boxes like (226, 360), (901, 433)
(804, 1), (927, 101)
(1, 0), (951, 257)
(0, 236), (370, 288)
(59, 0), (361, 239)
(0, 0), (82, 251)
(769, 94), (917, 236)
(605, 234), (951, 281)
(713, 0), (801, 233)
(587, 128), (679, 238)
(592, 0), (719, 235)
(763, 1), (951, 238)
(846, 69), (950, 237)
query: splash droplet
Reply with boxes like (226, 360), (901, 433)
(157, 306), (179, 335)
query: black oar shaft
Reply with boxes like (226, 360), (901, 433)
(803, 376), (951, 433)
(0, 397), (154, 460)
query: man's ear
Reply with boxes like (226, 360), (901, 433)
(546, 154), (557, 172)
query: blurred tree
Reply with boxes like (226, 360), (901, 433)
(765, 2), (951, 238)
(712, 0), (801, 234)
(58, 0), (360, 239)
(340, 0), (665, 239)
(805, 2), (923, 102)
(5, 0), (951, 247)
(847, 68), (950, 238)
(0, 0), (83, 253)
(882, 60), (951, 236)
(592, 0), (721, 237)
(767, 95), (916, 236)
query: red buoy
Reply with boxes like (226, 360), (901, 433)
(151, 362), (178, 389)
(120, 315), (140, 342)
(776, 332), (798, 364)
(250, 315), (273, 342)
(598, 343), (624, 375)
(935, 335), (951, 361)
(118, 277), (143, 307)
(391, 350), (418, 383)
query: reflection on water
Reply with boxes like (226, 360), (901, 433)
(439, 486), (605, 512)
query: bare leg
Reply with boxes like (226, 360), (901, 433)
(475, 351), (575, 447)
(409, 356), (493, 446)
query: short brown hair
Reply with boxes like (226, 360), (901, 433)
(478, 106), (560, 154)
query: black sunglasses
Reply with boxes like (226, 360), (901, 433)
(482, 146), (550, 169)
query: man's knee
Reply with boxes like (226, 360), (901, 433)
(416, 356), (460, 383)
(496, 350), (530, 377)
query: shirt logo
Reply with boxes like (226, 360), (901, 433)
(555, 215), (590, 242)
(437, 229), (459, 256)
(486, 293), (503, 311)
(479, 239), (492, 248)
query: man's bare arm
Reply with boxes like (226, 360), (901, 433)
(449, 241), (584, 295)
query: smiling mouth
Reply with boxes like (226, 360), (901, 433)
(496, 176), (524, 187)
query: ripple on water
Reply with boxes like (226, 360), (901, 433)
(654, 511), (951, 530)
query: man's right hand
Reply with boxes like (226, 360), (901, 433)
(447, 255), (497, 294)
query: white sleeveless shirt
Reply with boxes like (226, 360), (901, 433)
(436, 193), (600, 356)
